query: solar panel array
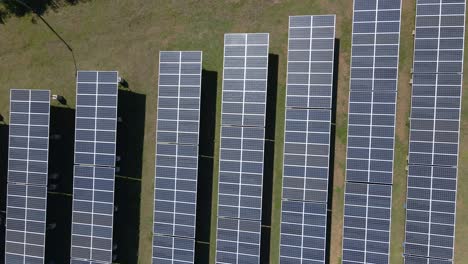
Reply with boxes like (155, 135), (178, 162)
(216, 33), (269, 264)
(404, 0), (465, 263)
(280, 15), (335, 264)
(6, 89), (50, 264)
(71, 71), (119, 263)
(342, 1), (402, 263)
(153, 51), (202, 264)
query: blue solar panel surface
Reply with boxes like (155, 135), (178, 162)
(280, 200), (327, 263)
(342, 182), (392, 264)
(342, 1), (402, 263)
(280, 15), (336, 264)
(6, 89), (50, 264)
(153, 51), (202, 264)
(74, 71), (118, 167)
(404, 0), (465, 263)
(70, 165), (115, 263)
(216, 33), (269, 264)
(71, 71), (118, 263)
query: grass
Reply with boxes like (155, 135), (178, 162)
(0, 1), (467, 264)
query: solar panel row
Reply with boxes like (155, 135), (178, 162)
(343, 1), (402, 263)
(404, 0), (465, 263)
(280, 15), (336, 264)
(153, 51), (202, 264)
(71, 71), (119, 264)
(216, 33), (269, 264)
(6, 89), (50, 264)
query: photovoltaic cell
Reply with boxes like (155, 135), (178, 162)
(72, 71), (118, 263)
(343, 1), (402, 263)
(342, 182), (392, 264)
(153, 51), (202, 264)
(216, 33), (269, 264)
(6, 89), (50, 264)
(404, 1), (465, 263)
(75, 71), (118, 167)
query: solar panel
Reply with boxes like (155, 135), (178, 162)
(346, 90), (397, 185)
(286, 15), (336, 109)
(153, 51), (202, 264)
(70, 165), (115, 263)
(408, 73), (461, 167)
(152, 235), (195, 264)
(342, 182), (392, 264)
(413, 0), (465, 74)
(216, 33), (269, 264)
(282, 108), (332, 203)
(343, 1), (402, 262)
(71, 71), (118, 263)
(218, 126), (265, 221)
(404, 255), (452, 264)
(216, 217), (261, 264)
(221, 33), (269, 127)
(404, 1), (465, 262)
(157, 51), (202, 145)
(75, 71), (118, 167)
(280, 15), (336, 264)
(404, 165), (456, 260)
(6, 89), (50, 264)
(279, 200), (327, 263)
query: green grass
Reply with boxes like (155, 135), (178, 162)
(1, 1), (468, 264)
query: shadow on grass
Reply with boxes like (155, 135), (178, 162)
(0, 124), (8, 262)
(0, 0), (88, 23)
(260, 54), (279, 264)
(45, 106), (75, 263)
(325, 38), (340, 264)
(113, 88), (146, 263)
(195, 70), (218, 263)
